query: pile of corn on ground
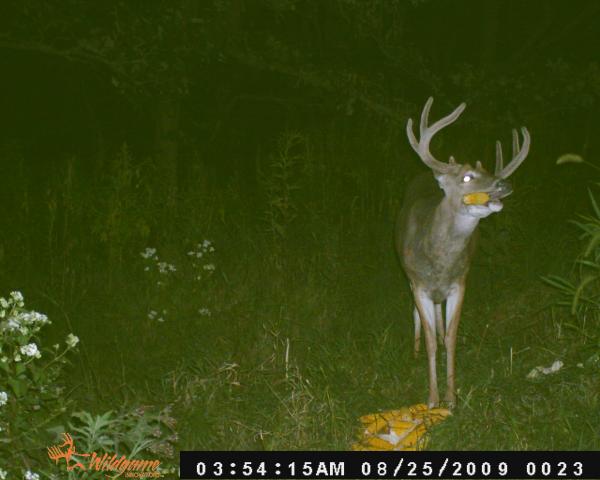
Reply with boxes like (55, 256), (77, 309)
(352, 404), (451, 451)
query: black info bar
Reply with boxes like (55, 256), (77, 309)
(180, 451), (598, 479)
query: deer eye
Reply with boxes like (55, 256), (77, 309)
(462, 174), (473, 183)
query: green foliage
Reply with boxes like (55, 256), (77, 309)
(4, 1), (216, 99)
(545, 188), (600, 321)
(0, 292), (78, 478)
(0, 289), (179, 477)
(261, 132), (305, 243)
(92, 144), (153, 276)
(62, 406), (178, 477)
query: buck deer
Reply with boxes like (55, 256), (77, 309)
(396, 97), (530, 408)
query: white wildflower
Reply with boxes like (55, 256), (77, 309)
(24, 470), (40, 480)
(187, 251), (195, 256)
(198, 307), (211, 317)
(203, 264), (215, 271)
(144, 266), (150, 272)
(202, 239), (212, 248)
(157, 317), (165, 322)
(66, 333), (79, 348)
(0, 357), (7, 363)
(0, 391), (7, 406)
(140, 247), (157, 259)
(157, 262), (168, 274)
(20, 343), (41, 359)
(10, 291), (24, 306)
(0, 297), (8, 309)
(0, 468), (6, 480)
(195, 252), (203, 258)
(148, 310), (157, 320)
(21, 311), (49, 326)
(14, 353), (21, 362)
(6, 317), (20, 330)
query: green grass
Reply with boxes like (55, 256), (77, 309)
(1, 134), (599, 470)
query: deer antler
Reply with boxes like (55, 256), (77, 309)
(495, 127), (530, 178)
(406, 97), (466, 174)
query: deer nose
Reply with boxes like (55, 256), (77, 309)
(495, 178), (512, 195)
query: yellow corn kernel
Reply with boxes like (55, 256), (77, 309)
(408, 403), (429, 414)
(363, 436), (395, 450)
(388, 419), (418, 432)
(463, 192), (490, 205)
(363, 417), (388, 435)
(382, 408), (413, 422)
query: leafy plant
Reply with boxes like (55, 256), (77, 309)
(62, 406), (178, 477)
(544, 179), (600, 319)
(261, 132), (306, 242)
(0, 291), (79, 478)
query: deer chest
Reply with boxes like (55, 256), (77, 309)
(403, 242), (474, 303)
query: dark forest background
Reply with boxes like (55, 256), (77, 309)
(0, 0), (599, 475)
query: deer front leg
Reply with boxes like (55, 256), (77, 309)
(413, 307), (421, 357)
(444, 282), (465, 408)
(413, 287), (439, 407)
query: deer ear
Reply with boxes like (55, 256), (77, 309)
(449, 156), (456, 165)
(476, 160), (483, 170)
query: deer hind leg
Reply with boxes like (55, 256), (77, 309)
(413, 306), (421, 357)
(435, 303), (444, 345)
(444, 282), (465, 408)
(413, 287), (439, 408)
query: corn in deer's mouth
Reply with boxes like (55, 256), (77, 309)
(462, 192), (490, 205)
(463, 189), (511, 206)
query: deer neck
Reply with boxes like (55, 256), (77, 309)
(427, 195), (479, 253)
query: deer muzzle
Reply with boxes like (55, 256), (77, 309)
(493, 178), (512, 198)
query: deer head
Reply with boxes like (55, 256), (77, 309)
(406, 97), (530, 219)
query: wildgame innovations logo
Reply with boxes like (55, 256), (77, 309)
(47, 433), (164, 478)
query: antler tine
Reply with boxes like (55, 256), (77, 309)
(428, 101), (466, 135)
(497, 127), (530, 178)
(406, 97), (466, 174)
(495, 140), (503, 175)
(419, 97), (434, 136)
(512, 128), (520, 157)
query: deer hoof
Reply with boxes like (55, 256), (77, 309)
(427, 395), (440, 409)
(443, 393), (456, 410)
